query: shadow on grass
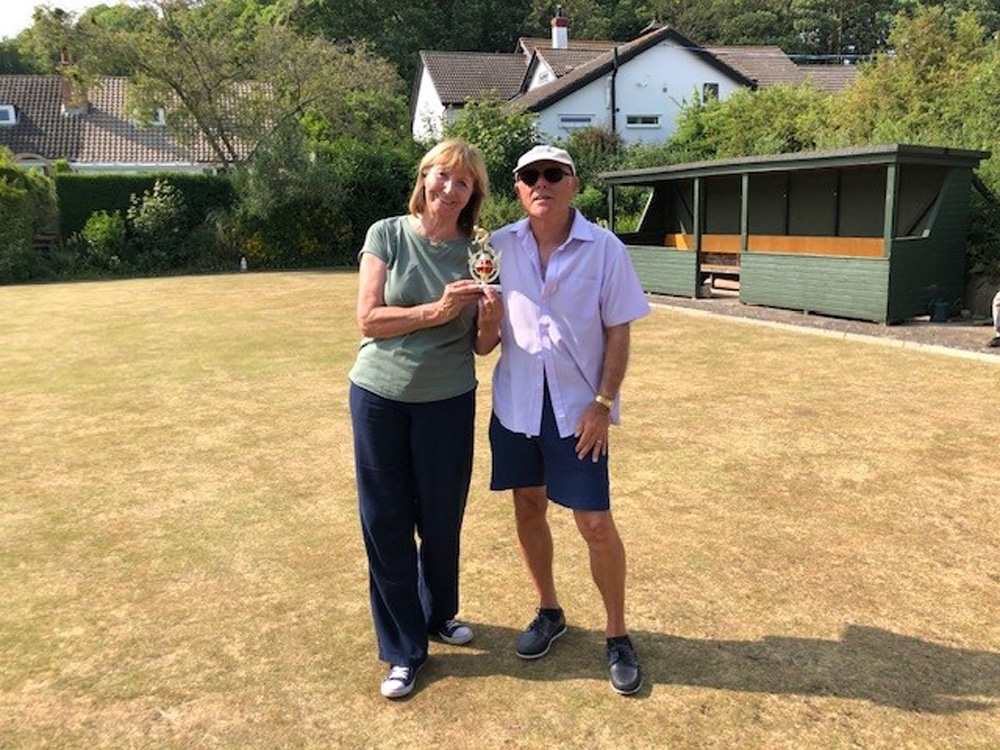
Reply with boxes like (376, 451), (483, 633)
(421, 622), (1000, 713)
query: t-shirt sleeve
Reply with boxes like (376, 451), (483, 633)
(600, 238), (651, 327)
(359, 219), (393, 265)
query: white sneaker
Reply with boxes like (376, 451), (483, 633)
(437, 619), (474, 645)
(380, 662), (423, 699)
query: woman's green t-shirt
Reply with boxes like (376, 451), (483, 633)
(348, 216), (478, 403)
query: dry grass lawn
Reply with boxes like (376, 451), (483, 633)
(0, 271), (997, 749)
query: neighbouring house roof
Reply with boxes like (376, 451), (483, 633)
(798, 64), (859, 93)
(533, 48), (609, 77)
(518, 37), (615, 55)
(704, 48), (858, 93)
(511, 26), (755, 113)
(417, 51), (528, 105)
(704, 46), (803, 88)
(0, 74), (249, 166)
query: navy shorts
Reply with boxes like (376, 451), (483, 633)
(489, 385), (610, 511)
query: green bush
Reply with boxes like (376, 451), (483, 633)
(444, 98), (539, 197)
(230, 130), (420, 268)
(0, 178), (34, 282)
(80, 210), (128, 269)
(126, 180), (188, 271)
(478, 193), (524, 230)
(0, 149), (58, 283)
(57, 172), (235, 237)
(572, 185), (608, 224)
(564, 127), (624, 185)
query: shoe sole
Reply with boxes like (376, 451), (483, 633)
(611, 677), (643, 696)
(516, 623), (566, 660)
(437, 631), (474, 645)
(381, 661), (424, 699)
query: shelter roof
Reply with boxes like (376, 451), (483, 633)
(600, 145), (992, 185)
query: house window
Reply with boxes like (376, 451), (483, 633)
(703, 82), (720, 102)
(559, 114), (594, 129)
(153, 107), (167, 126)
(0, 105), (17, 126)
(625, 114), (660, 128)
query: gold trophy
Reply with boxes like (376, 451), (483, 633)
(469, 226), (501, 290)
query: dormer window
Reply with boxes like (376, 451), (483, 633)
(0, 105), (17, 126)
(153, 107), (166, 126)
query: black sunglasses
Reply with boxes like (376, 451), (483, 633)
(517, 167), (572, 186)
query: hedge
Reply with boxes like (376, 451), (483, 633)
(56, 173), (236, 237)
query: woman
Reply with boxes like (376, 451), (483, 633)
(349, 139), (502, 699)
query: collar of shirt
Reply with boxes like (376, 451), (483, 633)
(511, 209), (596, 282)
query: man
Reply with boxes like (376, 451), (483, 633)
(476, 145), (650, 695)
(990, 290), (1000, 348)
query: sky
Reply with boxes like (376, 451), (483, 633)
(1, 0), (115, 40)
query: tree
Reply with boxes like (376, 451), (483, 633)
(829, 6), (1000, 275)
(669, 84), (834, 158)
(718, 0), (795, 46)
(25, 0), (405, 169)
(789, 0), (897, 58)
(900, 0), (1000, 36)
(444, 98), (539, 198)
(287, 0), (532, 84)
(0, 38), (39, 73)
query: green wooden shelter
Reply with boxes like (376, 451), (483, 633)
(601, 145), (990, 323)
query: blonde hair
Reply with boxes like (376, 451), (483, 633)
(408, 139), (490, 237)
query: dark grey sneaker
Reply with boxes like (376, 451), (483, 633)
(607, 637), (642, 695)
(988, 336), (1000, 348)
(516, 610), (566, 659)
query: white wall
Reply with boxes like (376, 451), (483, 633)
(527, 59), (555, 90)
(535, 39), (746, 145)
(412, 67), (447, 141)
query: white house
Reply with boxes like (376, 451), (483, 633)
(411, 11), (856, 144)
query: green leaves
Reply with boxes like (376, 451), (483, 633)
(444, 98), (539, 197)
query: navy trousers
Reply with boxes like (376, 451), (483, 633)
(350, 383), (475, 667)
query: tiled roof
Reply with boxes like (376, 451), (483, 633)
(512, 26), (754, 112)
(799, 64), (859, 93)
(518, 37), (616, 55)
(0, 74), (248, 165)
(534, 48), (607, 77)
(418, 51), (527, 105)
(705, 46), (802, 88)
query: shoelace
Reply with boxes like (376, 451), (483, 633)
(441, 619), (461, 633)
(386, 665), (411, 682)
(608, 642), (637, 666)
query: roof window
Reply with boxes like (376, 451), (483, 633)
(0, 105), (17, 126)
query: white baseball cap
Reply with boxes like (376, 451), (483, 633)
(513, 145), (576, 175)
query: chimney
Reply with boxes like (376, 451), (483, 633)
(551, 5), (569, 49)
(59, 48), (89, 117)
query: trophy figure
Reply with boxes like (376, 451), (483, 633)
(469, 226), (501, 290)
